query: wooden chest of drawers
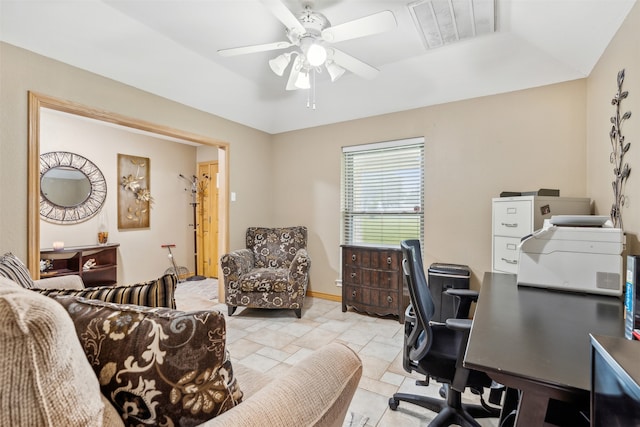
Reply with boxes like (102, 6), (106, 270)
(341, 245), (408, 324)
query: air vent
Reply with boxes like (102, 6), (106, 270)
(408, 0), (495, 49)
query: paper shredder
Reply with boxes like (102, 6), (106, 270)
(427, 263), (471, 322)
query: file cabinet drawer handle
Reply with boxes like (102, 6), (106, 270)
(501, 258), (518, 265)
(501, 222), (518, 228)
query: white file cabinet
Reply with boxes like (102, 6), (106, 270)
(492, 196), (591, 274)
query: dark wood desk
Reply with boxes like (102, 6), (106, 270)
(464, 272), (624, 426)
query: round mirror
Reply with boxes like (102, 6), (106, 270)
(40, 151), (107, 224)
(41, 167), (91, 207)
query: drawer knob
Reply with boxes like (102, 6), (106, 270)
(501, 257), (518, 265)
(501, 222), (518, 228)
(387, 257), (392, 265)
(350, 272), (356, 278)
(352, 290), (357, 297)
(351, 254), (357, 261)
(387, 295), (393, 303)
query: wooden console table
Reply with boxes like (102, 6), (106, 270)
(39, 243), (119, 286)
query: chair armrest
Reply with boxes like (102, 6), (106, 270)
(220, 249), (254, 277)
(445, 288), (479, 319)
(445, 288), (479, 301)
(288, 248), (311, 292)
(33, 275), (85, 290)
(200, 343), (362, 427)
(445, 318), (472, 332)
(289, 248), (310, 276)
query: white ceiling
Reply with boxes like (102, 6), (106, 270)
(0, 0), (635, 134)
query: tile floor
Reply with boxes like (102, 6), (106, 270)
(176, 289), (500, 427)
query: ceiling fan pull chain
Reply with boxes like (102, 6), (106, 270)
(305, 69), (317, 110)
(312, 69), (317, 110)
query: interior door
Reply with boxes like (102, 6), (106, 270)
(197, 162), (219, 278)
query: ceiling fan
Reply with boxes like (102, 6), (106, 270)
(218, 0), (397, 91)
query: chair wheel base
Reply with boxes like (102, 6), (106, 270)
(389, 397), (399, 410)
(389, 389), (498, 427)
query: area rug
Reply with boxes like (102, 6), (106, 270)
(342, 411), (369, 427)
(173, 277), (218, 311)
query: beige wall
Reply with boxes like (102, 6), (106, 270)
(0, 42), (272, 269)
(5, 0), (639, 298)
(273, 81), (588, 294)
(587, 2), (640, 253)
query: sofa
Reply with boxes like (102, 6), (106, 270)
(0, 255), (362, 427)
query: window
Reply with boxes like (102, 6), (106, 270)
(341, 137), (424, 248)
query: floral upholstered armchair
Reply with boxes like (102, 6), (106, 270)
(220, 226), (310, 318)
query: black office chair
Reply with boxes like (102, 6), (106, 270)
(389, 239), (500, 427)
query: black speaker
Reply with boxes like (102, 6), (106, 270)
(427, 263), (470, 322)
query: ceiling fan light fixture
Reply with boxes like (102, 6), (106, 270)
(220, 0), (398, 104)
(326, 61), (345, 82)
(269, 52), (292, 76)
(306, 43), (327, 67)
(294, 69), (311, 89)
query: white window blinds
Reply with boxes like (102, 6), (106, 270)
(342, 137), (425, 247)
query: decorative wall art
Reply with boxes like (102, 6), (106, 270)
(118, 153), (153, 229)
(609, 69), (632, 229)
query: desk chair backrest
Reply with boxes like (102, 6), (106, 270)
(392, 240), (501, 425)
(401, 239), (435, 360)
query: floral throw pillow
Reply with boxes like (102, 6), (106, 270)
(55, 296), (242, 427)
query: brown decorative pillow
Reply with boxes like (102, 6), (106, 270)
(55, 296), (242, 427)
(0, 281), (110, 426)
(0, 252), (35, 289)
(38, 273), (177, 308)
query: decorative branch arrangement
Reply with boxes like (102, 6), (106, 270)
(610, 69), (632, 229)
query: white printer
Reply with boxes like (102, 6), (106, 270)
(517, 215), (624, 296)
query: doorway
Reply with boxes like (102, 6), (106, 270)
(197, 161), (219, 278)
(28, 91), (230, 301)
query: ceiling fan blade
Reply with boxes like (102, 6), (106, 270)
(330, 48), (379, 80)
(285, 56), (302, 90)
(260, 0), (306, 33)
(218, 41), (292, 57)
(322, 10), (396, 43)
